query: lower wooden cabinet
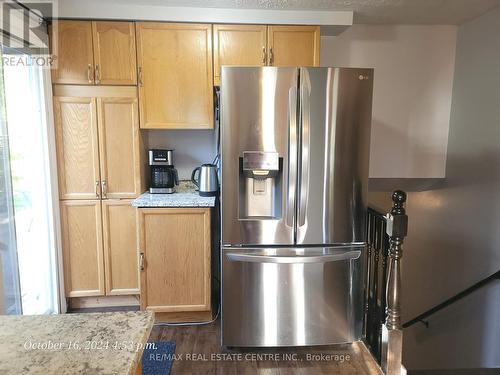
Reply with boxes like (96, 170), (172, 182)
(60, 199), (139, 298)
(60, 200), (105, 297)
(137, 208), (211, 319)
(102, 200), (140, 295)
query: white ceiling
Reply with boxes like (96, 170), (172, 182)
(111, 0), (500, 24)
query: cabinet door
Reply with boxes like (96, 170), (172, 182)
(53, 95), (100, 200)
(138, 208), (211, 312)
(92, 21), (137, 85)
(97, 93), (142, 199)
(213, 24), (267, 86)
(60, 200), (104, 297)
(51, 21), (94, 84)
(102, 200), (139, 296)
(268, 25), (320, 67)
(136, 23), (214, 129)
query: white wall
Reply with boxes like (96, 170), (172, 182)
(320, 25), (457, 178)
(370, 6), (500, 369)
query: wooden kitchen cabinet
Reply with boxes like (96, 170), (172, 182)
(60, 200), (105, 297)
(97, 94), (143, 199)
(92, 21), (137, 85)
(51, 20), (136, 85)
(51, 21), (94, 85)
(61, 199), (139, 299)
(102, 200), (139, 295)
(136, 22), (214, 129)
(212, 24), (320, 85)
(268, 25), (320, 67)
(213, 24), (267, 86)
(53, 95), (100, 200)
(138, 208), (211, 321)
(53, 85), (145, 199)
(55, 86), (144, 302)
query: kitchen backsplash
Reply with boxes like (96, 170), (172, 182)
(144, 129), (218, 180)
(177, 180), (198, 193)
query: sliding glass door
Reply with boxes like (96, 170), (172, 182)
(0, 55), (59, 315)
(0, 2), (59, 315)
(0, 59), (22, 315)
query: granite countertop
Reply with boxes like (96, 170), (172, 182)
(0, 311), (154, 375)
(132, 180), (216, 208)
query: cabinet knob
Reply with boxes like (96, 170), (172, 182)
(139, 252), (145, 271)
(262, 46), (266, 64)
(269, 47), (274, 65)
(87, 64), (94, 84)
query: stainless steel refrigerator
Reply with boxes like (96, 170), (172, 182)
(220, 67), (373, 347)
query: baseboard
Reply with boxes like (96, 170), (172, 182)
(154, 310), (213, 323)
(69, 295), (140, 309)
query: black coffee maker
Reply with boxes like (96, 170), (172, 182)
(149, 149), (179, 194)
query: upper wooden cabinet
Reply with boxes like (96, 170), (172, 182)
(268, 25), (320, 67)
(136, 22), (214, 129)
(51, 20), (137, 85)
(51, 21), (94, 85)
(212, 24), (321, 85)
(97, 95), (143, 199)
(213, 24), (267, 86)
(53, 85), (145, 199)
(53, 95), (100, 200)
(92, 21), (137, 85)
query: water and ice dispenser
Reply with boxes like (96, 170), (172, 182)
(238, 151), (282, 220)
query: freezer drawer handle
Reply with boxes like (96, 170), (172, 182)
(226, 250), (361, 264)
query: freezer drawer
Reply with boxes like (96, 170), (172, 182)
(221, 246), (365, 347)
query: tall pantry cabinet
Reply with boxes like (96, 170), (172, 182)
(51, 20), (144, 302)
(53, 85), (145, 299)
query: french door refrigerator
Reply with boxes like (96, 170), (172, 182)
(220, 67), (373, 347)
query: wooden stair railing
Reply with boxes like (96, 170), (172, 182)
(365, 190), (408, 375)
(381, 191), (408, 375)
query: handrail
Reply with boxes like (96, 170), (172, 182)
(403, 270), (500, 328)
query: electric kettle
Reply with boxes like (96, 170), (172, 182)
(191, 164), (219, 197)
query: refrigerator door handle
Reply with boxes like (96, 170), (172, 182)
(286, 86), (298, 228)
(226, 250), (361, 264)
(298, 69), (311, 227)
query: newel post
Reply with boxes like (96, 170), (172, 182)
(381, 190), (408, 375)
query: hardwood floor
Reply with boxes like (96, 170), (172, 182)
(148, 318), (382, 374)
